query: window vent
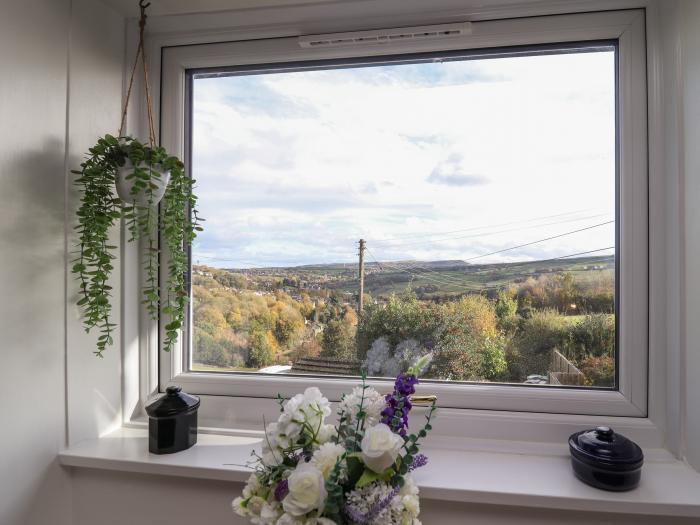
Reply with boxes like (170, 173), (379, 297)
(298, 22), (472, 49)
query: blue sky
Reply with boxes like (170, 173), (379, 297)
(191, 50), (616, 268)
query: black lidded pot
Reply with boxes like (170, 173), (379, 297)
(145, 386), (200, 454)
(568, 426), (644, 491)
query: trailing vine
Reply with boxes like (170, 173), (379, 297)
(72, 134), (202, 356)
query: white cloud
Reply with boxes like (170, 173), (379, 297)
(191, 51), (616, 267)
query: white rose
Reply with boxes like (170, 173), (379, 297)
(360, 423), (403, 473)
(282, 463), (327, 516)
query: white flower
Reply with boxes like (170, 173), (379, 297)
(361, 424), (403, 473)
(232, 497), (248, 517)
(399, 473), (419, 498)
(317, 424), (337, 444)
(262, 450), (281, 467)
(276, 387), (331, 447)
(339, 386), (386, 427)
(346, 481), (401, 524)
(259, 502), (283, 525)
(402, 495), (419, 517)
(311, 442), (345, 479)
(305, 518), (337, 525)
(242, 472), (262, 499)
(399, 474), (420, 521)
(247, 496), (266, 516)
(282, 463), (328, 516)
(276, 514), (301, 525)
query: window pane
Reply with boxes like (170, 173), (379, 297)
(189, 46), (616, 388)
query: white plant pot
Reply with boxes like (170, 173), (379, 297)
(115, 159), (171, 206)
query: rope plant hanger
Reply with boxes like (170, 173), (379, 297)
(72, 0), (202, 357)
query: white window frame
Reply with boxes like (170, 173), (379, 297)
(153, 9), (649, 422)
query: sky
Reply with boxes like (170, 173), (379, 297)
(191, 49), (616, 268)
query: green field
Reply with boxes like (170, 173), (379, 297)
(324, 255), (614, 299)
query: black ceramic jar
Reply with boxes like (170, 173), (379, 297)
(145, 386), (200, 454)
(568, 426), (644, 491)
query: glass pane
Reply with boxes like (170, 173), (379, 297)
(189, 46), (616, 388)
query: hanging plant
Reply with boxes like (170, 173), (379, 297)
(72, 1), (202, 356)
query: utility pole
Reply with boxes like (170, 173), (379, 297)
(358, 239), (366, 313)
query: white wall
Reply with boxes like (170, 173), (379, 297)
(67, 2), (700, 524)
(65, 0), (126, 447)
(1, 1), (699, 524)
(0, 0), (125, 524)
(0, 1), (72, 524)
(71, 470), (700, 525)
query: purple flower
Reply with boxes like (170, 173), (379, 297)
(381, 373), (419, 436)
(274, 479), (289, 502)
(345, 485), (400, 524)
(409, 453), (428, 472)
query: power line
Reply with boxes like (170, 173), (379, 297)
(462, 221), (615, 262)
(366, 245), (615, 291)
(368, 209), (606, 244)
(369, 213), (610, 249)
(365, 247), (480, 291)
(552, 246), (615, 260)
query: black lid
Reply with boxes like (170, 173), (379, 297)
(145, 386), (200, 418)
(569, 426), (644, 471)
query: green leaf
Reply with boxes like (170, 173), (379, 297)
(356, 468), (383, 488)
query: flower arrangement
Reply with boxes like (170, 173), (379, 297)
(232, 357), (436, 525)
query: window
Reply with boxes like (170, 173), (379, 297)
(159, 10), (648, 416)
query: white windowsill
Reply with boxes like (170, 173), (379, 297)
(59, 427), (700, 518)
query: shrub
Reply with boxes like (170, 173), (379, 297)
(495, 290), (518, 321)
(356, 294), (438, 361)
(565, 314), (615, 363)
(580, 355), (615, 387)
(513, 309), (567, 376)
(430, 296), (506, 381)
(290, 336), (322, 362)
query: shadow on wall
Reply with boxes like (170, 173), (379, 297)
(0, 138), (67, 356)
(0, 137), (65, 254)
(0, 138), (73, 525)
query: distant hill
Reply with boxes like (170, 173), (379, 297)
(217, 255), (614, 299)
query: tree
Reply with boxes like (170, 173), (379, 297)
(495, 290), (518, 319)
(274, 304), (304, 346)
(320, 319), (356, 360)
(248, 329), (274, 368)
(494, 290), (519, 335)
(430, 295), (506, 381)
(356, 293), (437, 361)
